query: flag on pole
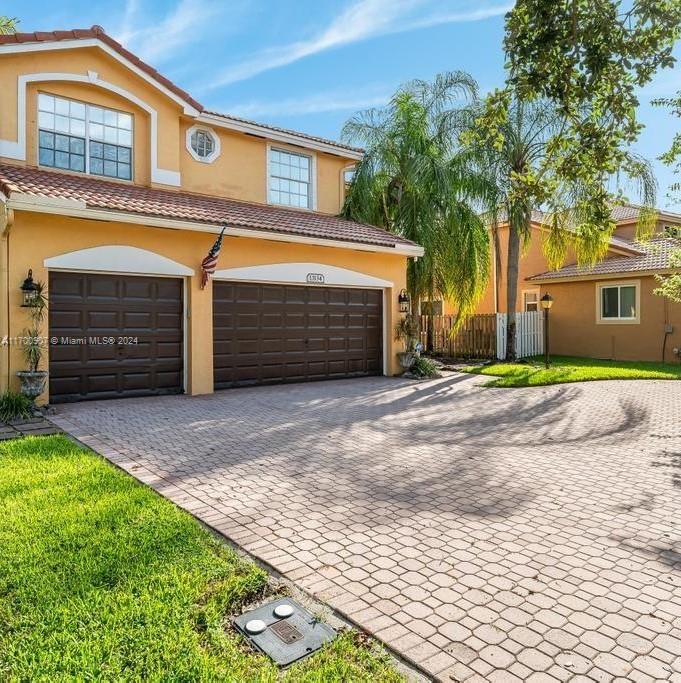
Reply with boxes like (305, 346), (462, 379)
(201, 227), (225, 289)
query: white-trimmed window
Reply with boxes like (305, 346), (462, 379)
(38, 93), (133, 180)
(597, 281), (640, 323)
(186, 125), (220, 163)
(522, 289), (540, 312)
(268, 148), (313, 208)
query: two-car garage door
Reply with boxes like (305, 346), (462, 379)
(213, 281), (383, 388)
(48, 273), (383, 401)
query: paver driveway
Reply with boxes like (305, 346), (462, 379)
(53, 374), (681, 682)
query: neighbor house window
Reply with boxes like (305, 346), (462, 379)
(268, 148), (312, 208)
(38, 93), (133, 180)
(523, 290), (539, 312)
(597, 282), (639, 323)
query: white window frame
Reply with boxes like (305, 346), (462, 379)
(596, 280), (641, 325)
(185, 124), (220, 163)
(37, 91), (134, 181)
(522, 288), (540, 312)
(266, 143), (316, 210)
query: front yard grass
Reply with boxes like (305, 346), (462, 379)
(466, 354), (681, 387)
(0, 435), (402, 682)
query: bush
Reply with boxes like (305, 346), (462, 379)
(411, 356), (440, 378)
(0, 391), (34, 422)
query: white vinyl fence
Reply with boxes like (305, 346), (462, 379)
(496, 311), (544, 360)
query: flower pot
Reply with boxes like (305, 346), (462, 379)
(397, 351), (416, 370)
(17, 370), (48, 400)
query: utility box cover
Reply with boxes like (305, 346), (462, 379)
(234, 597), (336, 666)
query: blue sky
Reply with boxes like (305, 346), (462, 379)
(5, 0), (681, 210)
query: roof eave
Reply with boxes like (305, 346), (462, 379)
(198, 112), (364, 160)
(5, 192), (423, 257)
(526, 269), (670, 284)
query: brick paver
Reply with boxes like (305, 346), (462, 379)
(53, 374), (681, 682)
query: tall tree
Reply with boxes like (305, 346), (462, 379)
(341, 72), (495, 324)
(466, 96), (656, 359)
(653, 90), (681, 302)
(0, 16), (17, 34)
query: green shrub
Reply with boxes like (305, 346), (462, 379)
(411, 356), (440, 378)
(0, 390), (34, 422)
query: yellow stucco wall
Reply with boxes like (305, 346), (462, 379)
(538, 276), (681, 363)
(0, 45), (357, 211)
(3, 211), (408, 403)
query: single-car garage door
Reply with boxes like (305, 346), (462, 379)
(213, 281), (382, 389)
(49, 272), (184, 403)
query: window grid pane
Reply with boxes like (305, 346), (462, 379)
(268, 148), (311, 208)
(601, 287), (620, 318)
(619, 286), (636, 318)
(38, 93), (133, 180)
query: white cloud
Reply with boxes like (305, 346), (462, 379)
(225, 85), (394, 118)
(114, 0), (227, 65)
(203, 0), (512, 90)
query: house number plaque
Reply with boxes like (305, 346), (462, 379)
(306, 273), (325, 284)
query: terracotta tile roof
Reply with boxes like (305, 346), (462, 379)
(0, 26), (203, 112)
(609, 202), (681, 222)
(527, 238), (679, 281)
(0, 164), (419, 252)
(0, 26), (360, 156)
(203, 111), (363, 155)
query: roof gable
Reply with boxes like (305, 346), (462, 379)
(0, 26), (202, 114)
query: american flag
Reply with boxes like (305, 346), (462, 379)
(201, 227), (226, 289)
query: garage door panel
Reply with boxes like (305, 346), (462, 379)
(49, 272), (183, 403)
(213, 281), (382, 389)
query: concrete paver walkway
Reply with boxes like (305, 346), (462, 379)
(53, 374), (681, 682)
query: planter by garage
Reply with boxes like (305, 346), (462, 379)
(17, 370), (48, 399)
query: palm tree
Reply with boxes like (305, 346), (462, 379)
(341, 72), (495, 337)
(467, 98), (657, 359)
(0, 16), (17, 34)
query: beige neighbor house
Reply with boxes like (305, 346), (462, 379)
(0, 26), (423, 404)
(448, 205), (681, 363)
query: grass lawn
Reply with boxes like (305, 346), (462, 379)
(0, 435), (403, 682)
(465, 354), (681, 387)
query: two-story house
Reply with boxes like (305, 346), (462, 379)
(0, 26), (422, 404)
(443, 207), (681, 363)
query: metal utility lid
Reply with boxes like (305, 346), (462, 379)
(234, 597), (336, 666)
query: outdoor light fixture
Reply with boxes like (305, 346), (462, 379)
(540, 293), (554, 310)
(20, 269), (38, 307)
(398, 289), (411, 314)
(540, 293), (554, 368)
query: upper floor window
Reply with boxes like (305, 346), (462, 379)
(38, 93), (133, 181)
(268, 148), (312, 209)
(664, 224), (681, 239)
(186, 125), (220, 163)
(343, 167), (355, 192)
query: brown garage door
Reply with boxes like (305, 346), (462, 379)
(49, 272), (184, 403)
(213, 281), (382, 389)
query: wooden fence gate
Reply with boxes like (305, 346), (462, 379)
(420, 311), (543, 360)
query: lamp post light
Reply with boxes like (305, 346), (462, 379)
(540, 293), (554, 369)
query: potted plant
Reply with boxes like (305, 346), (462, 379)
(17, 279), (48, 400)
(394, 314), (420, 370)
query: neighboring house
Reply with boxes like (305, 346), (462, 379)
(0, 26), (422, 404)
(442, 206), (681, 363)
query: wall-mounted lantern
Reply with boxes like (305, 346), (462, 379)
(398, 289), (411, 314)
(20, 269), (38, 307)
